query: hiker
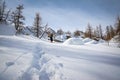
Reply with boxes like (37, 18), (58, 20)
(50, 33), (53, 42)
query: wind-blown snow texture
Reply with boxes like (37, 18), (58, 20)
(0, 24), (120, 80)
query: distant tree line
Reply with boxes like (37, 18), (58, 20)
(56, 17), (120, 47)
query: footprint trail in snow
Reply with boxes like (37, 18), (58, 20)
(20, 44), (65, 80)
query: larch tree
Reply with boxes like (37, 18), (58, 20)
(115, 16), (120, 47)
(94, 25), (103, 39)
(94, 26), (100, 38)
(33, 13), (42, 38)
(106, 26), (111, 40)
(85, 23), (93, 39)
(0, 0), (10, 23)
(105, 26), (111, 46)
(74, 30), (80, 37)
(10, 4), (25, 34)
(99, 24), (103, 39)
(109, 25), (115, 38)
(115, 16), (120, 35)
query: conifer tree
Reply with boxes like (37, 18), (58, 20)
(0, 0), (10, 23)
(11, 4), (25, 34)
(74, 30), (80, 37)
(85, 23), (93, 39)
(33, 13), (42, 38)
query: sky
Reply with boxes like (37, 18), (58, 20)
(5, 0), (120, 32)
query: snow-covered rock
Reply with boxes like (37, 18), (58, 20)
(55, 35), (66, 42)
(98, 39), (106, 43)
(82, 38), (92, 43)
(85, 40), (98, 44)
(63, 38), (84, 45)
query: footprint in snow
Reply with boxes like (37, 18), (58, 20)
(6, 62), (14, 67)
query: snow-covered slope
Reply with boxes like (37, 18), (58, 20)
(0, 35), (63, 80)
(0, 23), (16, 35)
(0, 24), (120, 80)
(0, 35), (120, 80)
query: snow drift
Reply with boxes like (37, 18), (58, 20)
(0, 23), (16, 35)
(63, 38), (84, 45)
(82, 38), (92, 43)
(85, 40), (98, 44)
(55, 35), (66, 42)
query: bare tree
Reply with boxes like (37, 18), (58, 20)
(39, 23), (48, 39)
(109, 25), (115, 38)
(106, 26), (111, 40)
(10, 4), (25, 34)
(105, 26), (111, 46)
(116, 17), (120, 34)
(74, 30), (80, 37)
(93, 25), (103, 39)
(0, 0), (10, 23)
(99, 24), (103, 39)
(115, 16), (120, 47)
(0, 0), (6, 22)
(85, 23), (93, 38)
(33, 13), (42, 38)
(93, 26), (99, 38)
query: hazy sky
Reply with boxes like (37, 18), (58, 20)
(5, 0), (120, 31)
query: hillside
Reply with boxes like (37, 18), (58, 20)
(0, 23), (16, 35)
(0, 24), (120, 80)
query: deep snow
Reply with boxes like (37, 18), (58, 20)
(63, 37), (84, 45)
(0, 23), (16, 35)
(0, 24), (120, 80)
(0, 35), (120, 80)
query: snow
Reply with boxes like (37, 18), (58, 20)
(82, 38), (92, 43)
(98, 39), (106, 43)
(0, 23), (16, 35)
(63, 37), (84, 45)
(85, 40), (98, 44)
(0, 24), (120, 80)
(63, 37), (106, 45)
(55, 35), (66, 42)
